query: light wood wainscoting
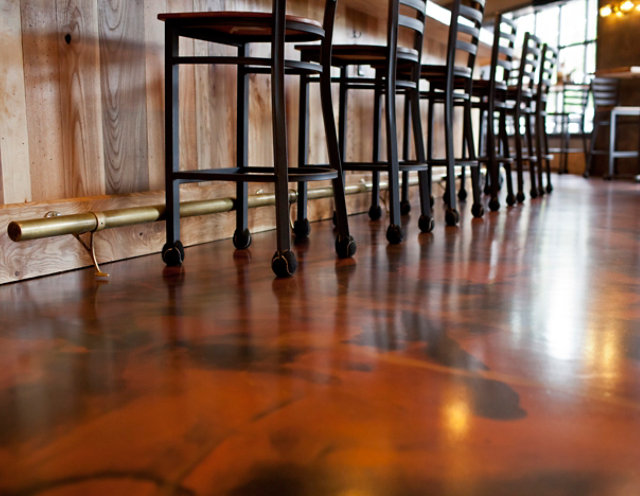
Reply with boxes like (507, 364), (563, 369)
(0, 0), (451, 284)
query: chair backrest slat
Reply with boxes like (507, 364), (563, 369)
(591, 77), (620, 109)
(446, 0), (486, 80)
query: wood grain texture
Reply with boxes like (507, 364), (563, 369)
(144, 0), (167, 191)
(0, 0), (32, 204)
(56, 0), (107, 197)
(98, 0), (149, 194)
(20, 0), (65, 202)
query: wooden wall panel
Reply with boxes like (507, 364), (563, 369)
(98, 0), (149, 194)
(56, 0), (106, 198)
(20, 0), (65, 202)
(143, 0), (166, 191)
(0, 0), (32, 205)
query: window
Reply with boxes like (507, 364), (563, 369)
(509, 0), (598, 133)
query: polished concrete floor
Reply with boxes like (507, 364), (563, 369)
(0, 174), (639, 495)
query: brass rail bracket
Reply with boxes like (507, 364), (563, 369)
(45, 211), (110, 281)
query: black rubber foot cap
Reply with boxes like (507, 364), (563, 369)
(386, 224), (404, 244)
(162, 240), (184, 266)
(271, 250), (297, 277)
(516, 192), (525, 203)
(418, 214), (435, 233)
(400, 200), (411, 216)
(445, 208), (460, 226)
(489, 198), (500, 212)
(506, 194), (516, 206)
(368, 205), (382, 221)
(335, 234), (357, 258)
(530, 189), (538, 199)
(293, 219), (311, 239)
(546, 184), (553, 193)
(458, 188), (468, 202)
(233, 228), (252, 249)
(471, 203), (484, 218)
(582, 172), (589, 179)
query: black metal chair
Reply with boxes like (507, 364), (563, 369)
(547, 84), (589, 175)
(296, 0), (433, 244)
(471, 13), (517, 211)
(504, 32), (544, 203)
(417, 0), (486, 225)
(158, 0), (355, 277)
(585, 77), (640, 179)
(533, 43), (558, 195)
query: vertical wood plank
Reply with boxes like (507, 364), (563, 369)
(169, 0), (198, 172)
(98, 0), (149, 194)
(194, 0), (233, 175)
(21, 0), (66, 202)
(0, 0), (32, 204)
(56, 0), (106, 198)
(144, 0), (166, 190)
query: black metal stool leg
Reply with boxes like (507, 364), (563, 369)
(514, 108), (526, 203)
(369, 74), (383, 221)
(384, 58), (403, 243)
(499, 109), (515, 206)
(162, 25), (184, 267)
(271, 5), (296, 277)
(294, 71), (311, 240)
(444, 81), (459, 226)
(408, 88), (433, 233)
(401, 95), (411, 215)
(464, 102), (483, 218)
(525, 111), (538, 198)
(233, 44), (252, 250)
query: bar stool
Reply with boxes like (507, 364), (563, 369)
(533, 43), (558, 195)
(471, 13), (517, 211)
(585, 77), (640, 179)
(417, 0), (486, 225)
(504, 32), (544, 203)
(296, 0), (433, 244)
(547, 84), (589, 175)
(158, 0), (355, 277)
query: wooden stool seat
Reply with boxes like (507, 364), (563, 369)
(158, 12), (324, 43)
(296, 44), (420, 65)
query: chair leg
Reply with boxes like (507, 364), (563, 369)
(607, 110), (617, 179)
(408, 88), (433, 233)
(499, 109), (515, 206)
(384, 71), (403, 243)
(294, 72), (311, 240)
(443, 85), (459, 226)
(535, 110), (545, 197)
(234, 44), (252, 250)
(585, 119), (600, 178)
(458, 104), (469, 203)
(162, 26), (184, 267)
(544, 116), (553, 193)
(270, 11), (296, 277)
(401, 94), (411, 215)
(525, 111), (538, 199)
(319, 56), (355, 259)
(369, 78), (383, 221)
(513, 108), (526, 203)
(464, 102), (483, 218)
(487, 106), (501, 211)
